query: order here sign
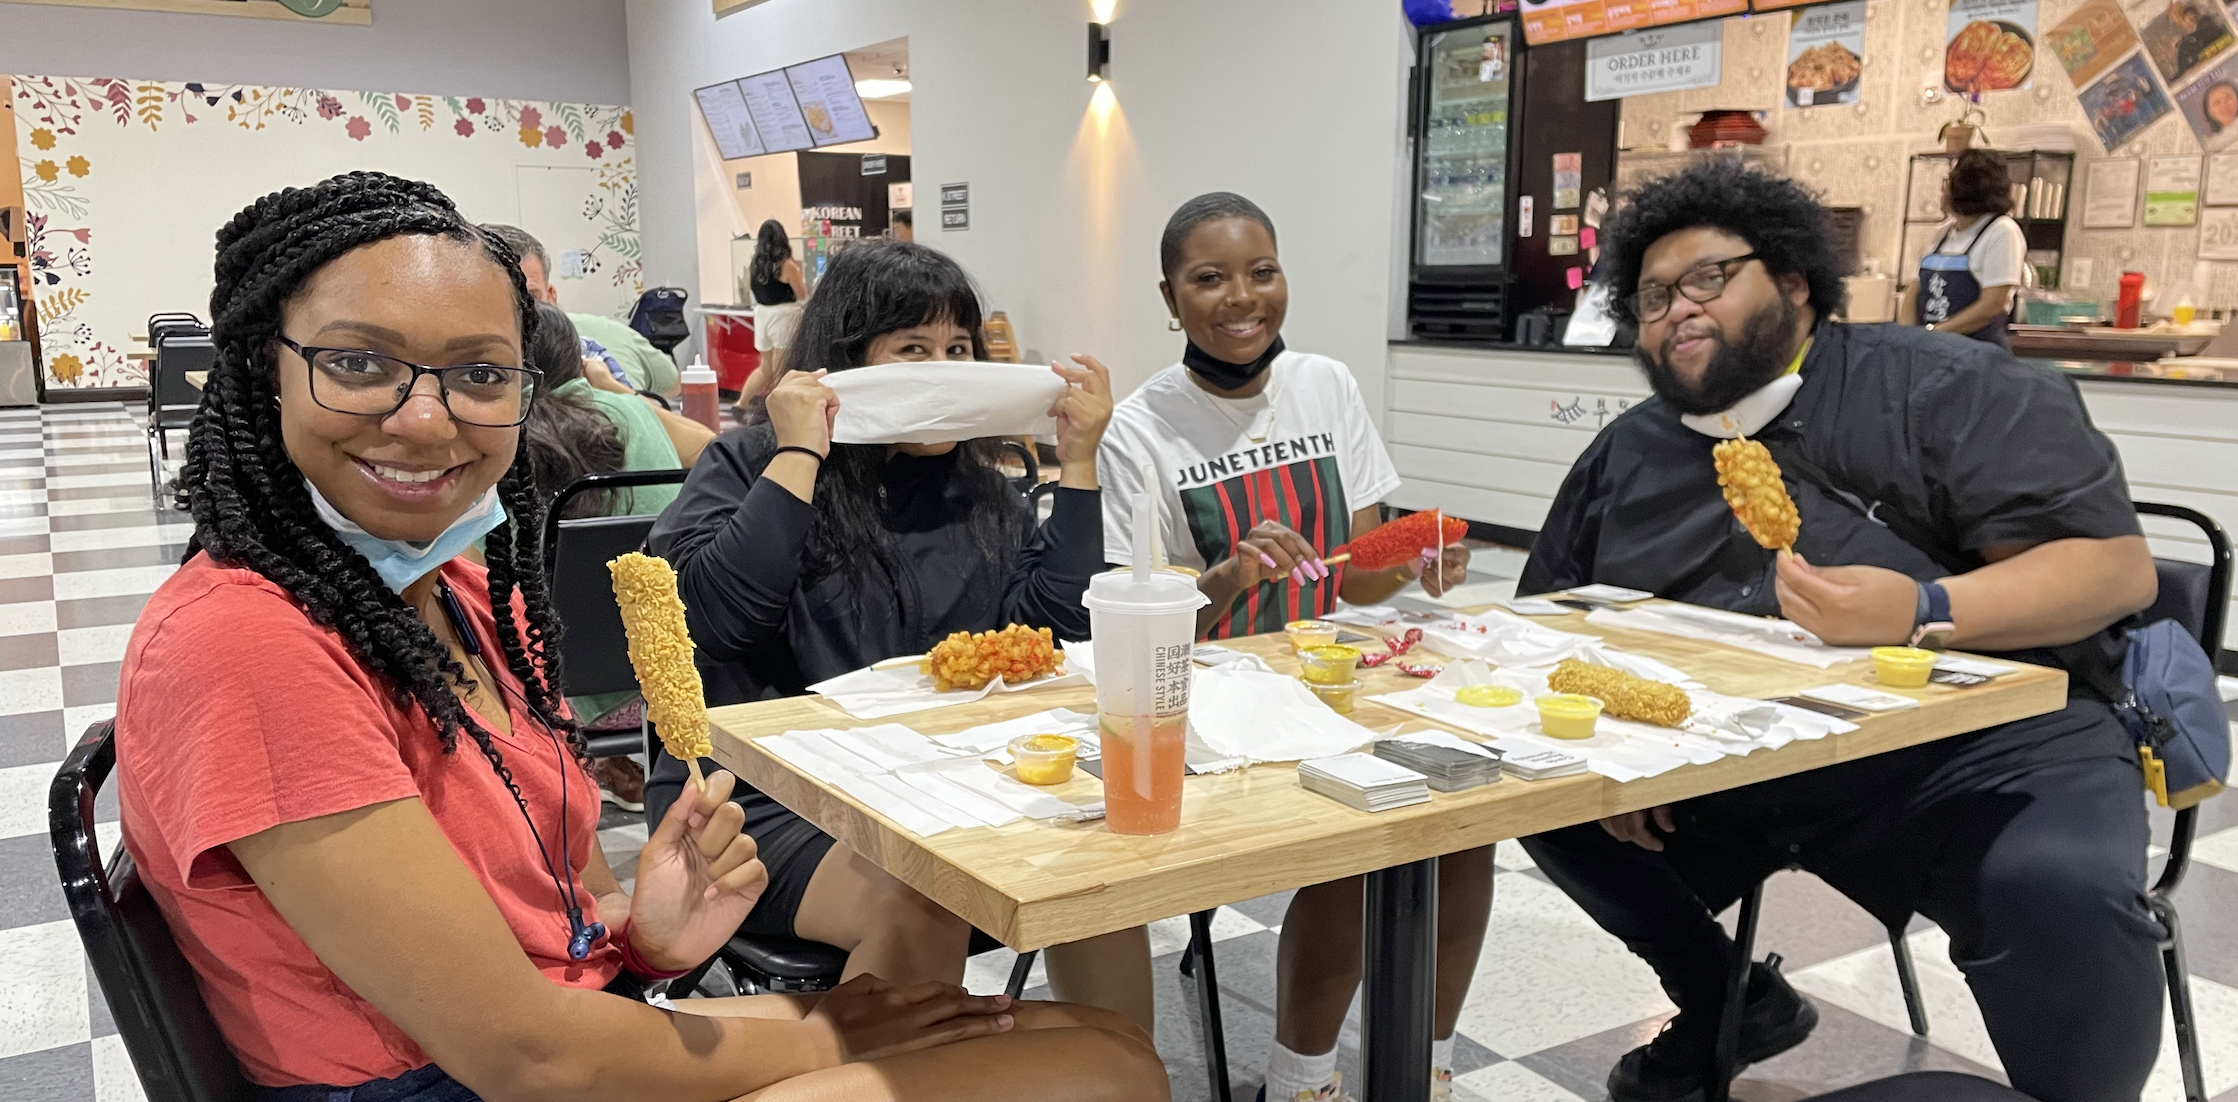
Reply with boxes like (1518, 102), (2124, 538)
(1584, 22), (1724, 101)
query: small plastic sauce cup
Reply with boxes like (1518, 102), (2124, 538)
(1285, 619), (1341, 652)
(1298, 644), (1363, 685)
(1535, 694), (1604, 739)
(1307, 680), (1361, 714)
(1871, 646), (1937, 688)
(1008, 733), (1080, 785)
(1455, 684), (1524, 708)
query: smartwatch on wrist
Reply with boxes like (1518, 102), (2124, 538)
(1911, 580), (1955, 649)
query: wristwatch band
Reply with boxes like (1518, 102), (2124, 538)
(1911, 580), (1955, 650)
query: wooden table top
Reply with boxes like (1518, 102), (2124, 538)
(704, 604), (2068, 951)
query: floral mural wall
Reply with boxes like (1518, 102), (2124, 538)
(12, 75), (639, 389)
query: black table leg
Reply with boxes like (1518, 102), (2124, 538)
(1362, 857), (1438, 1102)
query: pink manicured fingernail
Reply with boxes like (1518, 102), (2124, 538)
(1259, 552), (1280, 569)
(1310, 560), (1329, 580)
(1291, 565), (1307, 585)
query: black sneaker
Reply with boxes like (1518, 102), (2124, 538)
(1607, 955), (1819, 1102)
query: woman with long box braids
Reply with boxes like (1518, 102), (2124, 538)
(111, 172), (1165, 1102)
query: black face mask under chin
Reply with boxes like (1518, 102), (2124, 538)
(1183, 336), (1286, 392)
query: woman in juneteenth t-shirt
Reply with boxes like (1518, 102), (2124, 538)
(1096, 192), (1485, 1102)
(113, 171), (1160, 1102)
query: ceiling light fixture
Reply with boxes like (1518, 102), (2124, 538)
(855, 78), (913, 99)
(1088, 22), (1111, 82)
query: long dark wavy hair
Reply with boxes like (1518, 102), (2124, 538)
(177, 171), (584, 798)
(751, 238), (1023, 607)
(748, 219), (792, 292)
(521, 302), (628, 519)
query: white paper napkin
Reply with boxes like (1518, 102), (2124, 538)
(827, 361), (1067, 445)
(808, 661), (1087, 720)
(1585, 605), (1871, 669)
(1188, 667), (1381, 764)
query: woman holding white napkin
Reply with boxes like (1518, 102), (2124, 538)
(644, 239), (1157, 1033)
(1100, 192), (1491, 1102)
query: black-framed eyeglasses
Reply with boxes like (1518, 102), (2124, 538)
(1628, 253), (1761, 323)
(273, 337), (541, 428)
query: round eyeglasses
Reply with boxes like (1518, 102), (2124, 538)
(275, 337), (540, 428)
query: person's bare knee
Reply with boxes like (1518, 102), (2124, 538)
(1009, 999), (1154, 1048)
(795, 846), (970, 983)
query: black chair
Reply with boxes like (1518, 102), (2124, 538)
(1710, 501), (2232, 1102)
(543, 471), (690, 759)
(145, 320), (211, 503)
(51, 719), (259, 1102)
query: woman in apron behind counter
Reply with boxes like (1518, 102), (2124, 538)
(1903, 148), (2027, 350)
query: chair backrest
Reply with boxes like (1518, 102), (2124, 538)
(2137, 501), (2232, 656)
(145, 314), (204, 348)
(543, 472), (687, 699)
(49, 721), (257, 1102)
(152, 335), (214, 414)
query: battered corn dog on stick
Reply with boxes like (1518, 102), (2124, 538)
(1547, 658), (1691, 727)
(1711, 438), (1800, 552)
(610, 552), (713, 791)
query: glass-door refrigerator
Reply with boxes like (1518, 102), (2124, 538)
(1408, 14), (1520, 342)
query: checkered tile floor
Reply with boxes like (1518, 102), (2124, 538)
(1, 403), (2235, 1102)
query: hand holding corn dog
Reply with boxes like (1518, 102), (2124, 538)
(610, 552), (714, 792)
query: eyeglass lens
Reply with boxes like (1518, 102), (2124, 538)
(308, 349), (532, 426)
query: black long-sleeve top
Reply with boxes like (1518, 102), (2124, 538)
(646, 426), (1103, 709)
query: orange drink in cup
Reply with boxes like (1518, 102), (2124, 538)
(1087, 484), (1212, 835)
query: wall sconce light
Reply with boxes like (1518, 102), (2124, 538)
(1088, 22), (1111, 82)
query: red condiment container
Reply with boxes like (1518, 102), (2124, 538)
(2116, 272), (2146, 329)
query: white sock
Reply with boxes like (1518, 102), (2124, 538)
(1432, 1035), (1456, 1071)
(1266, 1041), (1339, 1100)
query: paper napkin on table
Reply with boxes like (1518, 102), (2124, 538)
(1188, 667), (1381, 764)
(807, 660), (1086, 720)
(827, 361), (1066, 445)
(1585, 604), (1871, 669)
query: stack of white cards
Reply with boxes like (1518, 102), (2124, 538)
(1501, 747), (1588, 781)
(1298, 753), (1432, 812)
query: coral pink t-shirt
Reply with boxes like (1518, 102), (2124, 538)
(116, 554), (620, 1087)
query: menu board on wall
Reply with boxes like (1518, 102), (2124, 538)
(1584, 23), (1724, 101)
(1521, 0), (1744, 47)
(739, 71), (816, 154)
(693, 81), (766, 160)
(784, 55), (877, 147)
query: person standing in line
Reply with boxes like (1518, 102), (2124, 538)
(742, 219), (810, 404)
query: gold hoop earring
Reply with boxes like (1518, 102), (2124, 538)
(1167, 318), (1182, 331)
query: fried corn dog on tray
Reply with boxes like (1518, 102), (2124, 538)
(1711, 438), (1800, 552)
(609, 552), (713, 785)
(1546, 658), (1692, 727)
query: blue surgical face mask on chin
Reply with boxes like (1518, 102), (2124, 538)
(305, 479), (507, 594)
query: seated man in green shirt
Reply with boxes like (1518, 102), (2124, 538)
(480, 223), (682, 396)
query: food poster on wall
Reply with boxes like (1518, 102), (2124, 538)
(2146, 154), (2204, 223)
(2174, 53), (2238, 148)
(1786, 1), (1867, 107)
(1523, 0), (1744, 46)
(2078, 52), (2176, 149)
(2049, 0), (2143, 85)
(1946, 0), (2039, 94)
(1583, 22), (1724, 101)
(2133, 0), (2236, 87)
